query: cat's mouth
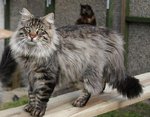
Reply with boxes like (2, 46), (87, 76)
(26, 41), (36, 46)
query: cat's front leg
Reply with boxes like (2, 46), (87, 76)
(24, 88), (36, 113)
(31, 76), (57, 117)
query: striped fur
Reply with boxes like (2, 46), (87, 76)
(9, 8), (142, 117)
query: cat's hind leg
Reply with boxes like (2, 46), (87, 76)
(72, 89), (91, 107)
(72, 65), (105, 107)
(84, 65), (106, 94)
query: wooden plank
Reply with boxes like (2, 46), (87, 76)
(0, 72), (150, 117)
(0, 29), (13, 39)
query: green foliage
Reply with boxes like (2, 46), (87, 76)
(0, 96), (28, 110)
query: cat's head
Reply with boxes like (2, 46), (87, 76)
(80, 4), (94, 17)
(10, 8), (59, 58)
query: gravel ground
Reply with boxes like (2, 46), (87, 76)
(0, 88), (28, 104)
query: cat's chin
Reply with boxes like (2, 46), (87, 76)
(26, 41), (36, 46)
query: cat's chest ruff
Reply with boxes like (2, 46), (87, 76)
(81, 16), (95, 23)
(18, 56), (39, 69)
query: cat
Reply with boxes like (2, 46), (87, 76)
(0, 46), (18, 88)
(76, 4), (96, 26)
(9, 8), (142, 117)
(0, 46), (27, 89)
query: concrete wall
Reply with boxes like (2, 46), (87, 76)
(10, 0), (45, 30)
(127, 23), (150, 75)
(130, 0), (150, 17)
(55, 0), (106, 28)
(9, 0), (121, 32)
(55, 0), (122, 32)
(112, 0), (121, 33)
(127, 0), (150, 75)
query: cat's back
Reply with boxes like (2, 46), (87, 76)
(56, 25), (123, 56)
(56, 25), (110, 40)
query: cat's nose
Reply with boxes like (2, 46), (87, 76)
(29, 32), (37, 39)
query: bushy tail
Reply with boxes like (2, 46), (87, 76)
(115, 75), (143, 99)
(105, 33), (143, 99)
(0, 46), (17, 87)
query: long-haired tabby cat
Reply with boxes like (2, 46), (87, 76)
(76, 4), (96, 26)
(9, 8), (142, 116)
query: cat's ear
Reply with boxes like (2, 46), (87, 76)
(20, 8), (33, 22)
(42, 13), (54, 24)
(80, 4), (83, 7)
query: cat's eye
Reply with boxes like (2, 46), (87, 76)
(19, 32), (24, 35)
(37, 29), (46, 35)
(25, 27), (31, 33)
(43, 36), (48, 41)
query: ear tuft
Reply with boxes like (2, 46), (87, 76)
(43, 13), (54, 24)
(20, 8), (33, 22)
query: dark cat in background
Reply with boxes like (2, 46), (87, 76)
(76, 4), (96, 26)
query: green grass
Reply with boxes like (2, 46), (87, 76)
(98, 102), (150, 117)
(0, 96), (28, 110)
(98, 110), (143, 117)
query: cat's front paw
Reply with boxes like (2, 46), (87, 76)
(24, 104), (35, 113)
(31, 107), (46, 117)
